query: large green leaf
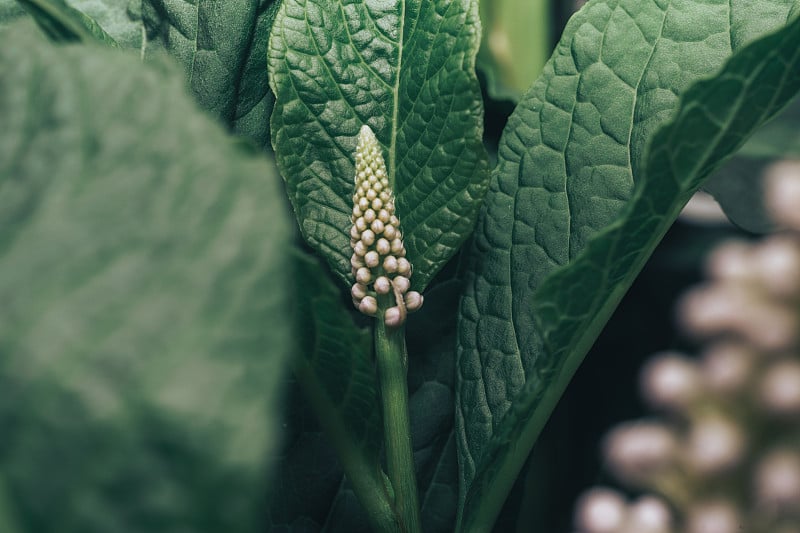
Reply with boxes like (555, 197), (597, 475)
(0, 24), (291, 533)
(456, 2), (800, 531)
(141, 0), (279, 148)
(268, 0), (489, 290)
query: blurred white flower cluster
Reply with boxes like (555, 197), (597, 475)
(574, 161), (800, 533)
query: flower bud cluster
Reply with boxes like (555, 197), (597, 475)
(574, 229), (800, 533)
(349, 125), (422, 326)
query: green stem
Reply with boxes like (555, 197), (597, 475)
(292, 358), (399, 532)
(374, 320), (422, 533)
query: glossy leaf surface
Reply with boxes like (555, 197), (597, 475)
(268, 0), (489, 289)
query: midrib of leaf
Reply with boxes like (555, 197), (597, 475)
(389, 0), (405, 190)
(457, 10), (800, 532)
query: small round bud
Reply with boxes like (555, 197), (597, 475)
(355, 217), (367, 232)
(379, 191), (390, 202)
(374, 181), (383, 192)
(364, 209), (376, 223)
(383, 256), (398, 273)
(371, 198), (383, 210)
(389, 215), (399, 226)
(356, 267), (372, 284)
(354, 241), (367, 257)
(350, 225), (360, 240)
(378, 209), (390, 222)
(384, 306), (403, 327)
(391, 238), (404, 255)
(358, 197), (369, 211)
(397, 257), (411, 275)
(603, 421), (676, 485)
(374, 276), (391, 294)
(394, 276), (410, 293)
(375, 168), (386, 178)
(685, 501), (740, 533)
(361, 229), (376, 246)
(359, 296), (378, 316)
(365, 251), (380, 268)
(685, 415), (745, 475)
(639, 352), (701, 411)
(366, 188), (377, 201)
(351, 283), (368, 300)
(573, 487), (627, 533)
(405, 291), (423, 312)
(376, 238), (391, 255)
(701, 342), (754, 395)
(755, 449), (800, 511)
(385, 201), (395, 212)
(384, 225), (397, 240)
(352, 205), (362, 218)
(371, 219), (385, 234)
(627, 496), (672, 533)
(350, 254), (364, 269)
(764, 159), (800, 230)
(758, 359), (800, 415)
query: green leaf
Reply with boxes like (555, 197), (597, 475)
(141, 0), (279, 148)
(0, 0), (25, 27)
(702, 94), (800, 232)
(0, 24), (291, 533)
(477, 0), (550, 102)
(15, 0), (120, 45)
(456, 2), (800, 531)
(268, 0), (489, 290)
(267, 252), (395, 531)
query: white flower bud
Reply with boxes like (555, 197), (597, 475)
(361, 229), (376, 246)
(603, 421), (676, 486)
(365, 251), (380, 268)
(685, 500), (740, 533)
(383, 256), (398, 273)
(355, 217), (367, 232)
(371, 219), (385, 234)
(384, 225), (397, 240)
(359, 296), (378, 316)
(626, 496), (672, 533)
(573, 487), (627, 533)
(353, 241), (367, 257)
(755, 449), (800, 512)
(356, 267), (372, 284)
(394, 276), (410, 293)
(351, 283), (367, 300)
(639, 352), (701, 411)
(684, 415), (745, 475)
(391, 238), (404, 255)
(405, 291), (423, 312)
(376, 238), (391, 255)
(350, 225), (360, 239)
(397, 257), (411, 275)
(701, 342), (754, 395)
(364, 209), (376, 223)
(351, 254), (364, 269)
(758, 359), (800, 415)
(764, 159), (800, 230)
(385, 306), (403, 327)
(374, 276), (391, 295)
(371, 198), (383, 210)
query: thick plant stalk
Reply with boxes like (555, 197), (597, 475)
(350, 125), (423, 531)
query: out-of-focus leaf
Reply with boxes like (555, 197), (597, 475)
(15, 0), (119, 45)
(703, 95), (800, 232)
(141, 0), (279, 148)
(477, 0), (550, 102)
(0, 24), (291, 533)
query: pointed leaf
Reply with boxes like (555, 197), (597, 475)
(141, 0), (279, 148)
(457, 2), (800, 531)
(15, 0), (119, 45)
(268, 0), (489, 290)
(0, 25), (291, 533)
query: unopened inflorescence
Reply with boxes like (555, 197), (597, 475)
(349, 125), (422, 327)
